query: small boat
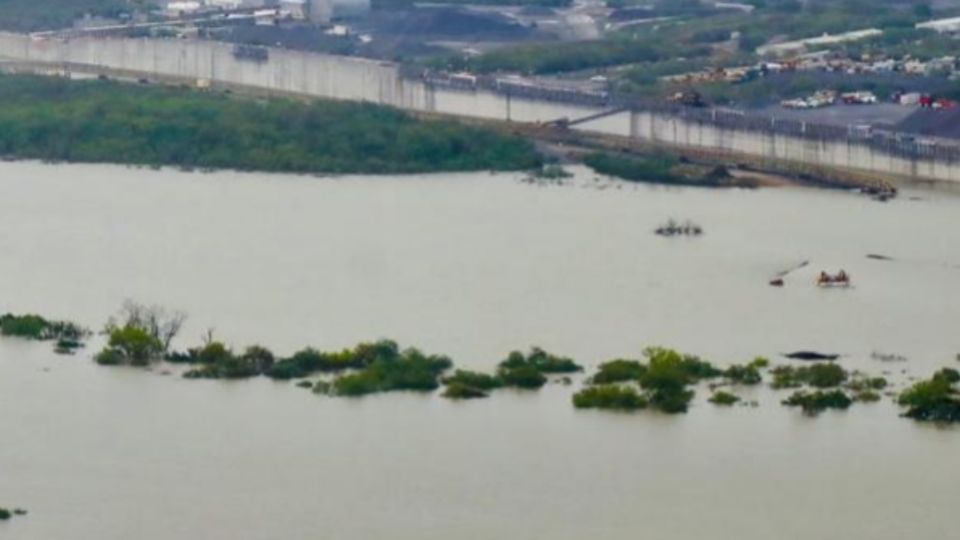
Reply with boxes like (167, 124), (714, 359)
(769, 278), (784, 287)
(816, 270), (850, 287)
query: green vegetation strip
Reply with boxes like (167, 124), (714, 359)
(7, 304), (960, 425)
(0, 74), (540, 174)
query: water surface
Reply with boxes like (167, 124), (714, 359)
(1, 162), (958, 540)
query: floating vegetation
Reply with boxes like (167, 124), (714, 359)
(655, 219), (703, 237)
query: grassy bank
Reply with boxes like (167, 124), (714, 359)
(0, 74), (541, 174)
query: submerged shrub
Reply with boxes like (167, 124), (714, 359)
(771, 363), (848, 389)
(495, 347), (580, 389)
(804, 363), (848, 388)
(933, 367), (960, 384)
(573, 384), (647, 410)
(443, 382), (490, 399)
(749, 357), (770, 369)
(95, 302), (184, 366)
(847, 375), (888, 392)
(182, 343), (274, 379)
(267, 347), (325, 379)
(898, 370), (960, 423)
(498, 364), (548, 389)
(312, 380), (332, 395)
(724, 364), (762, 385)
(96, 325), (164, 366)
(499, 347), (582, 374)
(0, 313), (50, 339)
(332, 347), (452, 396)
(443, 370), (503, 390)
(637, 348), (713, 413)
(782, 390), (853, 416)
(590, 359), (646, 384)
(267, 340), (400, 379)
(1, 313), (88, 354)
(709, 391), (741, 406)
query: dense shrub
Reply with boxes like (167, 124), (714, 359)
(332, 348), (452, 396)
(498, 348), (582, 374)
(442, 370), (503, 390)
(267, 340), (401, 379)
(724, 364), (762, 385)
(583, 152), (680, 184)
(95, 302), (184, 366)
(589, 359), (646, 384)
(898, 371), (960, 423)
(639, 348), (705, 413)
(495, 347), (580, 390)
(182, 343), (275, 379)
(0, 74), (540, 175)
(782, 390), (853, 416)
(498, 364), (548, 389)
(0, 312), (86, 342)
(771, 363), (847, 389)
(573, 385), (648, 410)
(443, 382), (490, 399)
(95, 325), (164, 366)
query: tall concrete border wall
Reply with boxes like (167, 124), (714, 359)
(2, 32), (960, 184)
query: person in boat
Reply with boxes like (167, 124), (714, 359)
(819, 271), (829, 283)
(837, 270), (848, 281)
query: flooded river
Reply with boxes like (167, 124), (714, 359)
(1, 161), (958, 539)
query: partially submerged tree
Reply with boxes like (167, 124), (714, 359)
(95, 301), (186, 366)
